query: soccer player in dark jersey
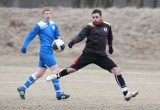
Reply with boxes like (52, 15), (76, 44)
(17, 7), (70, 100)
(47, 9), (138, 101)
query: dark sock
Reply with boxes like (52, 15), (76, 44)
(115, 74), (128, 96)
(57, 68), (69, 78)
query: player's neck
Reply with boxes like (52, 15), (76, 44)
(93, 20), (104, 27)
(43, 19), (50, 23)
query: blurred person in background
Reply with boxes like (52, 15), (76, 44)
(46, 9), (138, 101)
(17, 7), (70, 100)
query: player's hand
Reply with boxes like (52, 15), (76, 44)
(21, 47), (27, 54)
(108, 47), (113, 54)
(68, 40), (75, 49)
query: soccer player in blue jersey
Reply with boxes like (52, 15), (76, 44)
(46, 9), (138, 101)
(17, 7), (70, 100)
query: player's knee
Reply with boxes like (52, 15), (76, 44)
(67, 67), (77, 73)
(111, 67), (121, 75)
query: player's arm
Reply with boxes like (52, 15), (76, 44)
(54, 24), (61, 40)
(21, 24), (40, 54)
(68, 25), (89, 48)
(107, 26), (113, 54)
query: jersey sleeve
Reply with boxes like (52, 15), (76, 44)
(54, 24), (61, 39)
(22, 24), (40, 48)
(74, 25), (89, 43)
(107, 26), (113, 47)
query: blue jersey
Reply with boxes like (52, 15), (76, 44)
(22, 20), (60, 54)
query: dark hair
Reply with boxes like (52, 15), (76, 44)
(91, 9), (102, 16)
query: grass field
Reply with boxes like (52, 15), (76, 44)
(0, 55), (160, 110)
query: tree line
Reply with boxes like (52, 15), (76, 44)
(0, 0), (160, 8)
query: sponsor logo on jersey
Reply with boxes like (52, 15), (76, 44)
(52, 26), (55, 30)
(103, 27), (107, 32)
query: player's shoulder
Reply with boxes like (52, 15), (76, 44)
(88, 22), (96, 27)
(37, 20), (57, 29)
(103, 21), (111, 26)
(87, 21), (111, 27)
(49, 21), (56, 25)
(37, 20), (47, 28)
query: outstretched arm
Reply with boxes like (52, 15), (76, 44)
(21, 24), (40, 54)
(68, 25), (89, 48)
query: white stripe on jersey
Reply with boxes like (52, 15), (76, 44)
(37, 20), (55, 29)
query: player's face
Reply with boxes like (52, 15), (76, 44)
(43, 11), (51, 22)
(91, 13), (102, 25)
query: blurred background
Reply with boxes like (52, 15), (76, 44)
(1, 0), (160, 8)
(0, 0), (160, 60)
(0, 1), (160, 110)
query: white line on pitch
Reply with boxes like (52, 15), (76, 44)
(0, 80), (160, 85)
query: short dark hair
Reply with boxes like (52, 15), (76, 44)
(91, 9), (102, 16)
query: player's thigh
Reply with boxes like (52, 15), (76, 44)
(71, 54), (94, 70)
(95, 55), (117, 72)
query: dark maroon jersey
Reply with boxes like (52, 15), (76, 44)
(73, 21), (113, 56)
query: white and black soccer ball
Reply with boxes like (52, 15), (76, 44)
(52, 39), (65, 52)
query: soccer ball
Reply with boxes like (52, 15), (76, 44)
(52, 39), (65, 52)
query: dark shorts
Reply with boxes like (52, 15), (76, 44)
(70, 52), (117, 72)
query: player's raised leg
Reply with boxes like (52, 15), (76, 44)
(46, 66), (77, 81)
(46, 68), (70, 81)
